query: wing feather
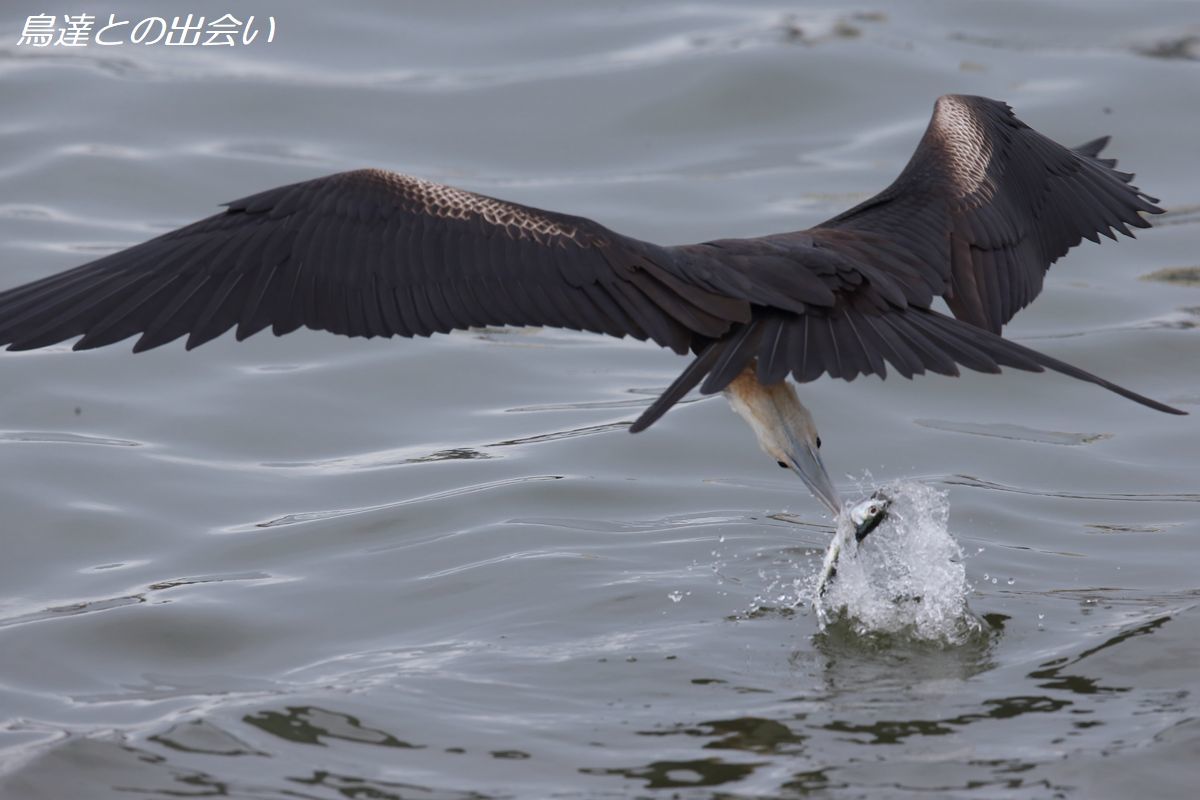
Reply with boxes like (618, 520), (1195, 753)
(818, 94), (1164, 334)
(755, 315), (791, 385)
(2, 101), (1181, 432)
(0, 169), (748, 353)
(631, 299), (1182, 423)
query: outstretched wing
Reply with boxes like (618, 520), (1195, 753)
(0, 101), (1179, 434)
(0, 169), (748, 355)
(818, 94), (1163, 334)
(628, 93), (1184, 431)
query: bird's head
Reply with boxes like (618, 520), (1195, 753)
(723, 369), (841, 514)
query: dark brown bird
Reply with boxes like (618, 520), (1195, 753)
(0, 95), (1183, 513)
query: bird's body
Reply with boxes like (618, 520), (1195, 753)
(0, 95), (1183, 512)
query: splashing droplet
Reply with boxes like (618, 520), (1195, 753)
(811, 481), (981, 643)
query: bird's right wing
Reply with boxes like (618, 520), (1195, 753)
(817, 94), (1163, 334)
(0, 169), (749, 355)
(628, 95), (1176, 432)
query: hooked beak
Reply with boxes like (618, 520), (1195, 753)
(784, 437), (841, 515)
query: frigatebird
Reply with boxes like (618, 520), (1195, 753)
(0, 95), (1184, 513)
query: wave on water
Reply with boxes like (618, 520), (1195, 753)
(811, 480), (983, 644)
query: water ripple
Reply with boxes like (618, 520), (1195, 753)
(1, 8), (882, 93)
(947, 474), (1200, 503)
(915, 418), (1111, 446)
(263, 445), (491, 472)
(244, 475), (563, 531)
(1143, 266), (1200, 286)
(0, 430), (141, 447)
(420, 549), (593, 581)
(263, 419), (630, 474)
(1152, 204), (1200, 227)
(0, 572), (274, 630)
(488, 421), (628, 446)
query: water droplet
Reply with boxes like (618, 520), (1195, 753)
(718, 535), (726, 543)
(1006, 578), (1015, 585)
(667, 591), (683, 603)
(1037, 612), (1045, 620)
(810, 480), (977, 643)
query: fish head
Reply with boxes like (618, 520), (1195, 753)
(850, 491), (891, 542)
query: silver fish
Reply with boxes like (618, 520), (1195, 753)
(814, 491), (891, 600)
(850, 491), (890, 543)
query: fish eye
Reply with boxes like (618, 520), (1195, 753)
(777, 460), (788, 469)
(816, 436), (822, 449)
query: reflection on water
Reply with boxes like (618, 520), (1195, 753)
(150, 719), (266, 757)
(289, 770), (490, 800)
(1143, 266), (1200, 286)
(582, 756), (763, 790)
(822, 694), (1072, 745)
(1132, 34), (1200, 61)
(812, 612), (1003, 676)
(1029, 613), (1170, 696)
(640, 715), (806, 754)
(244, 706), (421, 749)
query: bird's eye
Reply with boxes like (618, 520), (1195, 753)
(816, 437), (822, 449)
(868, 505), (878, 515)
(777, 460), (788, 469)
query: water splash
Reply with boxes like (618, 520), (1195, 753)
(811, 481), (982, 644)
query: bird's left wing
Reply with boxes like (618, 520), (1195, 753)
(0, 169), (748, 354)
(816, 94), (1163, 334)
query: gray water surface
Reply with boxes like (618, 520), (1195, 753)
(1, 2), (1198, 798)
